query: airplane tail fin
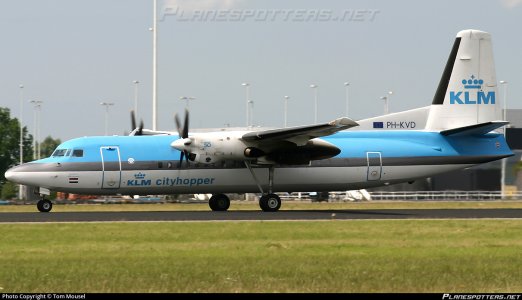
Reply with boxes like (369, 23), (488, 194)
(426, 29), (502, 131)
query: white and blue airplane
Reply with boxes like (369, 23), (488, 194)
(5, 29), (513, 212)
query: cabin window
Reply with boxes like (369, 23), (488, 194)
(51, 149), (68, 157)
(72, 149), (84, 157)
(158, 161), (163, 168)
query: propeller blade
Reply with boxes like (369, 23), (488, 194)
(138, 120), (144, 136)
(175, 109), (191, 168)
(174, 113), (182, 138)
(179, 151), (185, 168)
(131, 110), (137, 132)
(183, 109), (189, 138)
(130, 110), (145, 136)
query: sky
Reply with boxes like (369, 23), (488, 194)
(1, 0), (521, 141)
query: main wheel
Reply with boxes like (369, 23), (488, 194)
(259, 194), (281, 212)
(37, 199), (53, 213)
(209, 194), (230, 211)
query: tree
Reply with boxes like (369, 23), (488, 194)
(1, 181), (16, 200)
(0, 107), (33, 196)
(40, 136), (62, 158)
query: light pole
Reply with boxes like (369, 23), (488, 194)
(242, 83), (250, 127)
(500, 81), (508, 123)
(500, 80), (508, 199)
(387, 91), (393, 113)
(248, 100), (254, 127)
(344, 82), (350, 116)
(37, 103), (42, 160)
(180, 96), (196, 110)
(29, 100), (43, 160)
(380, 96), (389, 115)
(310, 84), (318, 123)
(100, 102), (115, 136)
(19, 84), (24, 200)
(133, 80), (139, 119)
(283, 96), (290, 127)
(151, 0), (158, 131)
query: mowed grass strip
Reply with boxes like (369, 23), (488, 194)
(0, 220), (521, 293)
(2, 200), (522, 212)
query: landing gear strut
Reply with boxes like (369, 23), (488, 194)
(37, 198), (53, 213)
(244, 161), (282, 212)
(209, 194), (230, 211)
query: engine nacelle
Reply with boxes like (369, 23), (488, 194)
(244, 147), (265, 158)
(179, 131), (259, 164)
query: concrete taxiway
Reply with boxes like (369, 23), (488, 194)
(0, 209), (521, 223)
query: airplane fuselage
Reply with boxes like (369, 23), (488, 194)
(5, 130), (512, 195)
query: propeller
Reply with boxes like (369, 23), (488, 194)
(173, 109), (192, 167)
(130, 110), (144, 136)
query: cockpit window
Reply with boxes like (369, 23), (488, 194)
(51, 149), (68, 157)
(72, 149), (84, 157)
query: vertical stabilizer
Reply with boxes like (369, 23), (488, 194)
(426, 30), (501, 131)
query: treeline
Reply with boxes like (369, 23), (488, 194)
(0, 107), (61, 199)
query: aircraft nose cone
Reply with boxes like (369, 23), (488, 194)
(4, 168), (16, 183)
(5, 169), (13, 181)
(4, 165), (24, 184)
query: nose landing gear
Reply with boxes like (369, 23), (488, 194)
(37, 198), (53, 213)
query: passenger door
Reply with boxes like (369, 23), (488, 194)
(100, 146), (121, 189)
(366, 152), (382, 181)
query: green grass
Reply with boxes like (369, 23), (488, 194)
(1, 200), (522, 212)
(0, 220), (521, 293)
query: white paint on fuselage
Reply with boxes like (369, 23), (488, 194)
(10, 164), (471, 195)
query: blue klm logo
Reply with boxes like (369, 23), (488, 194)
(450, 75), (495, 105)
(127, 172), (152, 186)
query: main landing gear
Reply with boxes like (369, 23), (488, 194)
(209, 194), (230, 211)
(208, 163), (283, 212)
(259, 193), (281, 212)
(244, 161), (282, 212)
(37, 198), (53, 213)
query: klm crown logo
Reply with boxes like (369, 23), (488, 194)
(134, 172), (146, 179)
(462, 75), (484, 89)
(450, 75), (495, 105)
(128, 172), (151, 187)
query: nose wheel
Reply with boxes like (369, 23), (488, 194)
(37, 199), (53, 213)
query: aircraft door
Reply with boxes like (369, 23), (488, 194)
(100, 146), (121, 189)
(366, 152), (382, 181)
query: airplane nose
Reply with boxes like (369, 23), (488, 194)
(5, 169), (14, 181)
(4, 167), (19, 183)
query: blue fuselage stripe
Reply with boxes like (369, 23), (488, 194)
(31, 130), (511, 165)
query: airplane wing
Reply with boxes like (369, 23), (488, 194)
(242, 117), (359, 145)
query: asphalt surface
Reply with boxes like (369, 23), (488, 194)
(0, 208), (521, 223)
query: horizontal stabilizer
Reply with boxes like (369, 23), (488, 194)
(440, 121), (508, 137)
